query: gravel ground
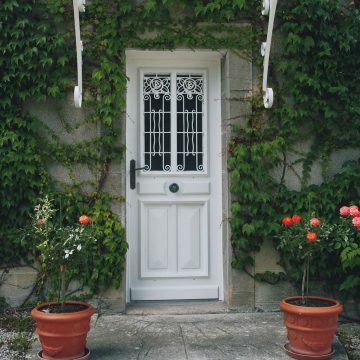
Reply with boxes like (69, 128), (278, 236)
(0, 309), (35, 360)
(0, 328), (35, 360)
(338, 322), (360, 360)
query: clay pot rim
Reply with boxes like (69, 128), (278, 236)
(279, 296), (343, 315)
(31, 301), (95, 320)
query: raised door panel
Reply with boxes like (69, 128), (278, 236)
(140, 203), (175, 278)
(177, 202), (208, 276)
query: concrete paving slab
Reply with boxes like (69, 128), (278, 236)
(29, 311), (348, 360)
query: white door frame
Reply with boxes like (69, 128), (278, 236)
(125, 49), (224, 303)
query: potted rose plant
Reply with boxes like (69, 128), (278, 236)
(276, 205), (359, 360)
(29, 196), (96, 360)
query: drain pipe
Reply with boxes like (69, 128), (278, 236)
(73, 0), (86, 108)
(261, 0), (278, 109)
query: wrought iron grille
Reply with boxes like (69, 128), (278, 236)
(142, 72), (205, 172)
(176, 75), (204, 172)
(143, 74), (171, 172)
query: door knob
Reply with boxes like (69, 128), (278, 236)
(169, 183), (179, 193)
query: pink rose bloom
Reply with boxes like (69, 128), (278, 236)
(352, 217), (360, 228)
(339, 206), (350, 216)
(352, 209), (360, 218)
(310, 217), (321, 227)
(349, 205), (359, 216)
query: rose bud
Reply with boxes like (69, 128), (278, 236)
(292, 214), (301, 223)
(37, 218), (45, 225)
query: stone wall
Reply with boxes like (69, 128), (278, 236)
(0, 93), (126, 311)
(0, 267), (38, 307)
(1, 46), (359, 315)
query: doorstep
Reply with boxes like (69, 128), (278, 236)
(125, 300), (231, 315)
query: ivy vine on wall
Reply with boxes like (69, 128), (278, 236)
(1, 0), (359, 300)
(229, 0), (360, 298)
(0, 0), (258, 298)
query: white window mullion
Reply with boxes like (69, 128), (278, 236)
(140, 71), (145, 168)
(170, 72), (177, 172)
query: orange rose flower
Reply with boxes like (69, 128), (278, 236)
(79, 215), (91, 225)
(306, 232), (317, 242)
(282, 217), (293, 226)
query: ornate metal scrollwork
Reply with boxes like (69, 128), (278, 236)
(261, 0), (278, 109)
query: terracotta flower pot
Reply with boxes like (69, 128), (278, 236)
(279, 296), (342, 360)
(31, 301), (95, 360)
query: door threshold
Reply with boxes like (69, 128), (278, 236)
(125, 300), (230, 315)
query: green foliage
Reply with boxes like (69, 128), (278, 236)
(229, 94), (285, 268)
(56, 191), (128, 292)
(35, 191), (128, 295)
(25, 196), (97, 301)
(254, 271), (287, 285)
(0, 298), (9, 313)
(0, 312), (34, 333)
(229, 0), (360, 298)
(1, 0), (359, 301)
(0, 0), (256, 297)
(9, 334), (32, 353)
(0, 113), (48, 265)
(276, 0), (360, 180)
(0, 0), (69, 266)
(0, 0), (70, 110)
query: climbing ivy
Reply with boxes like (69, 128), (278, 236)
(0, 0), (259, 296)
(0, 0), (68, 265)
(1, 0), (359, 299)
(229, 0), (360, 297)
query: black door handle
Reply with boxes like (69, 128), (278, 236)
(130, 160), (147, 189)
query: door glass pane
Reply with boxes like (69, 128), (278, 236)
(143, 74), (171, 172)
(176, 75), (204, 172)
(142, 72), (205, 173)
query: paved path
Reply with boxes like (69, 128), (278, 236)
(29, 311), (348, 359)
(83, 312), (347, 360)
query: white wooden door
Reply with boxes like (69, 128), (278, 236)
(126, 51), (223, 301)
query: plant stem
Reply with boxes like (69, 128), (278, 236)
(60, 265), (66, 311)
(306, 257), (310, 300)
(301, 258), (307, 305)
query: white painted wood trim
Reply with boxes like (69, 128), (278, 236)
(131, 286), (219, 301)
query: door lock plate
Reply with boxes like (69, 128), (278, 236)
(169, 183), (179, 193)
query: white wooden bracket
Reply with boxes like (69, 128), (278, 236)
(73, 0), (86, 108)
(261, 0), (278, 109)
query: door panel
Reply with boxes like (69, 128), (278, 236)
(139, 201), (208, 278)
(126, 51), (223, 301)
(177, 204), (204, 271)
(145, 205), (170, 270)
